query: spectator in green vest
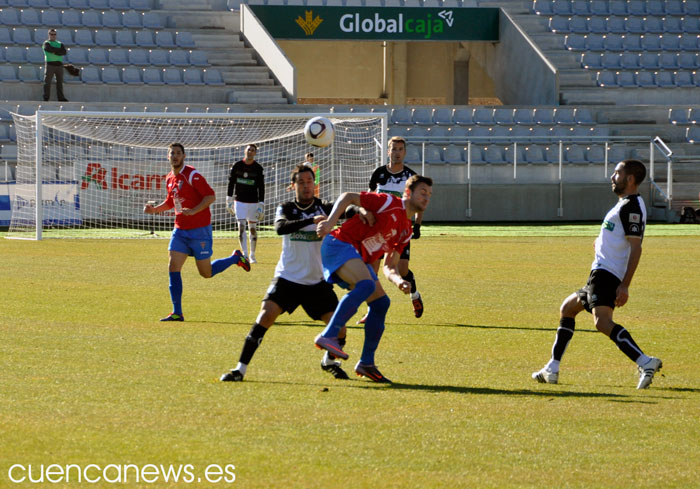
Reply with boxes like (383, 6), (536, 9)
(42, 29), (68, 102)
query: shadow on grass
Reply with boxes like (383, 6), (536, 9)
(380, 382), (629, 398)
(452, 323), (598, 334)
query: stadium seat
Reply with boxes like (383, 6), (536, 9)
(601, 52), (621, 69)
(13, 27), (34, 44)
(483, 145), (506, 164)
(686, 127), (700, 143)
(109, 0), (130, 9)
(564, 144), (585, 163)
(412, 108), (433, 126)
(0, 27), (10, 45)
(82, 10), (102, 28)
(128, 48), (149, 65)
(407, 127), (428, 138)
(0, 8), (21, 25)
(163, 67), (182, 85)
(532, 0), (554, 15)
(585, 34), (605, 51)
(656, 71), (674, 87)
(122, 66), (142, 84)
(524, 144), (547, 163)
(423, 145), (442, 164)
(493, 108), (514, 125)
(530, 125), (552, 138)
(580, 52), (601, 69)
(659, 53), (679, 70)
(175, 31), (195, 48)
(189, 50), (209, 66)
(609, 0), (627, 15)
(391, 108), (412, 125)
(625, 16), (644, 34)
(18, 64), (40, 81)
(589, 0), (608, 14)
(443, 145), (464, 163)
(155, 31), (176, 48)
(448, 126), (469, 139)
(596, 70), (615, 87)
(89, 0), (110, 7)
(573, 108), (594, 125)
(69, 0), (89, 7)
(513, 108), (534, 125)
(571, 0), (589, 15)
(74, 29), (95, 46)
(640, 52), (659, 69)
(149, 49), (169, 66)
(20, 8), (41, 26)
(453, 108), (474, 125)
(679, 53), (699, 69)
(665, 0), (684, 15)
(143, 12), (163, 29)
(101, 66), (122, 84)
(0, 125), (10, 142)
(428, 126), (450, 139)
(169, 49), (189, 66)
(680, 34), (699, 51)
(404, 145), (421, 164)
(674, 71), (693, 87)
(183, 69), (204, 85)
(511, 125), (532, 138)
(103, 10), (123, 28)
(122, 10), (142, 28)
(81, 66), (101, 83)
(142, 67), (163, 84)
(95, 30), (116, 47)
(25, 45), (41, 63)
(641, 34), (662, 51)
(669, 108), (690, 125)
(115, 30), (135, 47)
(130, 0), (151, 9)
(533, 108), (555, 125)
(688, 109), (700, 124)
(564, 34), (586, 51)
(584, 145), (605, 163)
(605, 16), (626, 34)
(432, 108), (453, 125)
(636, 71), (655, 87)
(549, 16), (569, 33)
(108, 48), (128, 65)
(661, 33), (681, 51)
(491, 126), (512, 138)
(5, 46), (27, 62)
(663, 18), (682, 35)
(552, 0), (572, 15)
(29, 0), (50, 6)
(568, 16), (587, 33)
(468, 126), (492, 139)
(88, 47), (109, 65)
(620, 52), (640, 69)
(604, 33), (624, 51)
(588, 16), (607, 34)
(60, 10), (81, 27)
(681, 17), (700, 34)
(622, 34), (642, 51)
(135, 30), (155, 47)
(66, 46), (88, 64)
(685, 2), (700, 15)
(472, 108), (494, 125)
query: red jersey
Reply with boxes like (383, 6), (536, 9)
(332, 192), (412, 264)
(165, 165), (215, 230)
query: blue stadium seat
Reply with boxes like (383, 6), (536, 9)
(679, 52), (699, 69)
(391, 107), (412, 125)
(661, 35), (681, 51)
(95, 30), (116, 47)
(469, 126), (492, 139)
(609, 0), (627, 15)
(66, 46), (88, 63)
(588, 17), (607, 34)
(88, 47), (109, 65)
(407, 127), (428, 138)
(571, 126), (593, 137)
(585, 34), (605, 51)
(0, 46), (5, 62)
(589, 0), (608, 14)
(663, 17), (683, 34)
(483, 145), (506, 164)
(533, 108), (555, 125)
(0, 125), (10, 142)
(122, 10), (142, 28)
(568, 16), (587, 33)
(0, 65), (19, 82)
(189, 50), (208, 66)
(74, 29), (95, 46)
(18, 64), (40, 81)
(680, 34), (699, 51)
(585, 145), (606, 163)
(134, 30), (155, 47)
(61, 10), (82, 27)
(183, 68), (204, 85)
(606, 16), (626, 34)
(659, 53), (679, 70)
(5, 46), (27, 62)
(564, 34), (585, 51)
(142, 67), (163, 84)
(423, 145), (442, 164)
(109, 0), (129, 8)
(472, 108), (494, 125)
(101, 66), (121, 84)
(574, 108), (594, 125)
(617, 71), (636, 87)
(149, 49), (169, 66)
(640, 52), (659, 69)
(552, 0), (572, 15)
(689, 109), (700, 123)
(13, 27), (33, 44)
(0, 8), (21, 25)
(122, 66), (142, 84)
(684, 1), (700, 15)
(513, 108), (534, 125)
(531, 125), (553, 138)
(20, 8), (41, 26)
(636, 71), (655, 87)
(643, 16), (663, 34)
(28, 0), (50, 6)
(665, 0), (683, 15)
(564, 144), (585, 163)
(641, 34), (662, 51)
(622, 34), (642, 51)
(619, 52), (639, 69)
(115, 29), (135, 47)
(130, 0), (151, 9)
(89, 0), (110, 7)
(548, 16), (569, 33)
(143, 12), (163, 29)
(686, 127), (700, 143)
(27, 45), (44, 63)
(169, 49), (189, 66)
(675, 71), (693, 87)
(69, 0), (89, 7)
(102, 10), (123, 28)
(596, 70), (616, 87)
(155, 31), (176, 48)
(491, 126), (512, 138)
(656, 71), (674, 87)
(571, 0), (589, 14)
(82, 10), (102, 28)
(493, 108), (514, 125)
(404, 145), (421, 164)
(532, 0), (554, 15)
(81, 66), (101, 83)
(627, 0), (646, 15)
(510, 125), (532, 138)
(108, 48), (128, 65)
(603, 33), (624, 51)
(128, 48), (149, 65)
(601, 52), (621, 69)
(432, 108), (453, 125)
(443, 145), (464, 163)
(453, 108), (474, 125)
(0, 27), (11, 44)
(681, 17), (700, 34)
(412, 108), (433, 126)
(175, 31), (195, 48)
(524, 144), (547, 163)
(448, 126), (469, 139)
(428, 126), (450, 139)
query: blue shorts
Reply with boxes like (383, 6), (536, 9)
(321, 235), (378, 289)
(169, 225), (213, 261)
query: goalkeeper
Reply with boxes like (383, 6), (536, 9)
(221, 164), (374, 382)
(226, 144), (265, 264)
(144, 143), (251, 322)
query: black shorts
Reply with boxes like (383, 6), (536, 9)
(263, 276), (338, 321)
(577, 268), (621, 313)
(400, 240), (411, 261)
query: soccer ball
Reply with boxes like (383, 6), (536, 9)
(304, 117), (335, 148)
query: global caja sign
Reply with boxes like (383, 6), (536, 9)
(247, 6), (499, 41)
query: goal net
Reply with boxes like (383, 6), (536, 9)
(7, 111), (387, 239)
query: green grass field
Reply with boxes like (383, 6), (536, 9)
(2, 225), (700, 488)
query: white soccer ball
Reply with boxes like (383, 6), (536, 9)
(304, 116), (335, 148)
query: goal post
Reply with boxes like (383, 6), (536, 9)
(7, 111), (388, 240)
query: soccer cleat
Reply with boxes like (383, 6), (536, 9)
(637, 357), (662, 389)
(314, 334), (349, 360)
(234, 250), (251, 272)
(321, 361), (350, 380)
(249, 253), (257, 264)
(356, 313), (368, 325)
(412, 295), (424, 318)
(532, 366), (559, 384)
(355, 362), (392, 383)
(220, 369), (244, 382)
(160, 313), (184, 322)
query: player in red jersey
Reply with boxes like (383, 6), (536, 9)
(314, 175), (433, 383)
(144, 143), (250, 322)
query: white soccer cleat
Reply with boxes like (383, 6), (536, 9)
(637, 357), (662, 389)
(249, 253), (257, 264)
(532, 366), (559, 384)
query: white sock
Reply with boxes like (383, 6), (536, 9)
(410, 291), (420, 301)
(321, 352), (338, 366)
(636, 354), (651, 367)
(545, 359), (560, 372)
(235, 362), (247, 376)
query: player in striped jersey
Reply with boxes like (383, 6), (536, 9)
(314, 175), (433, 383)
(532, 160), (662, 389)
(144, 143), (250, 322)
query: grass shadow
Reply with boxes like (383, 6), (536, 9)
(451, 323), (598, 333)
(382, 382), (629, 398)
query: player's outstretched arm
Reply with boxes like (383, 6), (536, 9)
(316, 192), (361, 237)
(383, 250), (411, 294)
(143, 200), (170, 214)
